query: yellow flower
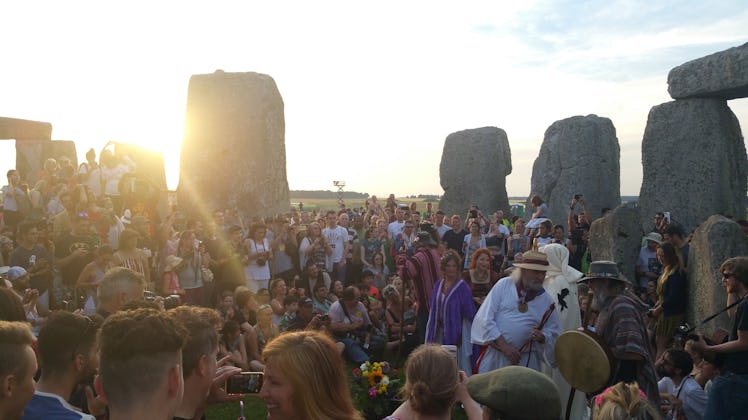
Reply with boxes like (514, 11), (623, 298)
(368, 370), (385, 387)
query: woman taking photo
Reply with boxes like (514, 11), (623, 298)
(298, 222), (331, 273)
(425, 250), (476, 373)
(462, 221), (486, 270)
(386, 344), (482, 420)
(462, 248), (500, 308)
(245, 223), (273, 293)
(176, 229), (208, 306)
(260, 330), (362, 420)
(648, 241), (687, 360)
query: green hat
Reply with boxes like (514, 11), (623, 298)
(467, 366), (561, 420)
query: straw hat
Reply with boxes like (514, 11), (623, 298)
(164, 255), (184, 272)
(512, 250), (550, 271)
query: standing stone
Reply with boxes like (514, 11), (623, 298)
(687, 216), (748, 335)
(15, 140), (77, 185)
(439, 127), (512, 217)
(588, 203), (643, 284)
(527, 115), (620, 226)
(668, 42), (748, 100)
(638, 99), (747, 233)
(0, 117), (52, 140)
(178, 71), (290, 220)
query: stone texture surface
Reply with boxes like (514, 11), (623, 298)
(15, 140), (77, 184)
(0, 117), (52, 140)
(178, 70), (290, 219)
(668, 42), (748, 100)
(527, 115), (620, 225)
(439, 127), (512, 217)
(589, 203), (643, 284)
(638, 99), (747, 233)
(687, 216), (748, 335)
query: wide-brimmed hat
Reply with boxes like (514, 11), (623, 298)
(644, 232), (662, 244)
(467, 366), (561, 420)
(579, 260), (630, 284)
(164, 255), (184, 272)
(513, 250), (550, 271)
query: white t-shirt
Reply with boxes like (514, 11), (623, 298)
(323, 225), (349, 263)
(657, 376), (707, 420)
(388, 220), (404, 241)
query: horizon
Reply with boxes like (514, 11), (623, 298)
(1, 1), (747, 198)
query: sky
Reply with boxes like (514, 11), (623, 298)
(1, 1), (746, 198)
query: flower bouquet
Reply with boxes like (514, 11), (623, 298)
(350, 361), (402, 419)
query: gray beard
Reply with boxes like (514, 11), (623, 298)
(590, 289), (609, 311)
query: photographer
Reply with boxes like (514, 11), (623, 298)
(692, 256), (748, 419)
(287, 297), (332, 333)
(567, 194), (591, 234)
(10, 221), (53, 310)
(330, 286), (382, 363)
(244, 223), (272, 293)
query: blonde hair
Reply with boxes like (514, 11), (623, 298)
(401, 344), (458, 416)
(593, 382), (661, 420)
(262, 331), (362, 420)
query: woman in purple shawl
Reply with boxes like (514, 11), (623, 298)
(425, 249), (477, 373)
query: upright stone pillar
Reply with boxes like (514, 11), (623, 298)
(178, 71), (290, 220)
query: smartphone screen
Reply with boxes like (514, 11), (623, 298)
(225, 372), (264, 394)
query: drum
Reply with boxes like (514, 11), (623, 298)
(554, 330), (614, 393)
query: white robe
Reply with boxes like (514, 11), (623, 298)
(471, 277), (560, 373)
(542, 271), (586, 420)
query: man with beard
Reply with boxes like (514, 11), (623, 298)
(580, 260), (659, 407)
(396, 223), (442, 342)
(22, 312), (104, 420)
(656, 349), (706, 420)
(471, 250), (560, 373)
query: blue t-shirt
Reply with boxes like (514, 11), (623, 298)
(22, 391), (96, 420)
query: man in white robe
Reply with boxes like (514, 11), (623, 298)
(471, 250), (560, 373)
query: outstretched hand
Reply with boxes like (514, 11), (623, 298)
(206, 356), (244, 405)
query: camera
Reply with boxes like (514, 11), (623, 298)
(470, 210), (478, 218)
(256, 257), (267, 266)
(318, 314), (330, 322)
(144, 291), (182, 310)
(674, 323), (699, 343)
(574, 194), (583, 200)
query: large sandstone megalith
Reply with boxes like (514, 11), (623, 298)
(638, 99), (747, 232)
(527, 115), (620, 225)
(439, 127), (512, 217)
(588, 203), (643, 284)
(687, 216), (748, 335)
(15, 140), (77, 185)
(668, 42), (748, 100)
(178, 71), (290, 220)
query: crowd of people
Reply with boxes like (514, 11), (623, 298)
(1, 153), (748, 420)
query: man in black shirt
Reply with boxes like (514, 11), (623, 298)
(10, 221), (53, 308)
(694, 256), (748, 418)
(287, 297), (329, 332)
(54, 213), (99, 289)
(442, 214), (467, 257)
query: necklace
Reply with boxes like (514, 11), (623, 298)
(472, 269), (489, 284)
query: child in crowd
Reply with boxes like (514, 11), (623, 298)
(161, 255), (185, 297)
(279, 295), (298, 332)
(361, 270), (380, 300)
(218, 291), (236, 322)
(255, 288), (271, 305)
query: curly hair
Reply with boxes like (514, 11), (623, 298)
(592, 382), (660, 420)
(469, 248), (492, 270)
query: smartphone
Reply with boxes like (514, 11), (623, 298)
(664, 211), (671, 223)
(226, 372), (264, 394)
(318, 314), (330, 322)
(574, 194), (582, 200)
(470, 210), (478, 218)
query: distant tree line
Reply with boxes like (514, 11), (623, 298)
(290, 190), (369, 199)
